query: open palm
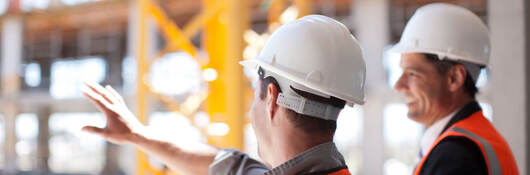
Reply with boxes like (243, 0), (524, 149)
(82, 82), (146, 144)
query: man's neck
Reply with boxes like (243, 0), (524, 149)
(269, 128), (332, 168)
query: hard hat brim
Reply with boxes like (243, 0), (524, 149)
(239, 59), (258, 69)
(239, 58), (366, 105)
(387, 43), (488, 66)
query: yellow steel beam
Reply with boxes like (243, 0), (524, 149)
(135, 0), (155, 175)
(135, 1), (180, 175)
(203, 0), (248, 150)
(133, 0), (305, 174)
(145, 0), (223, 67)
(268, 0), (287, 25)
(265, 0), (313, 32)
(146, 1), (197, 57)
(182, 0), (224, 39)
(136, 0), (244, 174)
(222, 0), (249, 149)
(146, 82), (207, 118)
(294, 0), (313, 18)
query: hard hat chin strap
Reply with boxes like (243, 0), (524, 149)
(276, 92), (341, 121)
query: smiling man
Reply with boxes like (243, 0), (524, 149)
(81, 15), (366, 175)
(390, 3), (518, 175)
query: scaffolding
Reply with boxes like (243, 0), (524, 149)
(133, 0), (312, 174)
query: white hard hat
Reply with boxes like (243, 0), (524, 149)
(240, 15), (366, 121)
(389, 3), (490, 68)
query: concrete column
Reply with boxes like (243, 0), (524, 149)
(352, 0), (390, 174)
(36, 106), (51, 172)
(128, 1), (158, 174)
(106, 31), (124, 87)
(3, 106), (18, 173)
(1, 16), (23, 174)
(488, 0), (527, 173)
(2, 17), (23, 94)
(126, 0), (157, 92)
(526, 0), (530, 171)
(102, 143), (123, 175)
(127, 1), (139, 60)
(37, 59), (52, 90)
(360, 96), (385, 175)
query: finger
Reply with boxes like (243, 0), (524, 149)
(83, 91), (108, 112)
(82, 85), (114, 108)
(105, 85), (124, 103)
(85, 81), (116, 104)
(82, 90), (117, 114)
(82, 126), (106, 136)
(81, 85), (99, 100)
(84, 81), (116, 104)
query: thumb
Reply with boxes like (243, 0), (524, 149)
(82, 126), (106, 136)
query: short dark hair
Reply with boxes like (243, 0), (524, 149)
(257, 67), (342, 135)
(423, 53), (478, 98)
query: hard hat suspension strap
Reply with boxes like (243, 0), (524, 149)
(276, 92), (342, 121)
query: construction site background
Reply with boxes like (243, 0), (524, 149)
(0, 0), (527, 175)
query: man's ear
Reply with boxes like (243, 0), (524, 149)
(266, 83), (280, 121)
(447, 64), (467, 92)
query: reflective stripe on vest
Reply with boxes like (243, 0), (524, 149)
(414, 111), (519, 175)
(327, 168), (351, 175)
(451, 127), (502, 175)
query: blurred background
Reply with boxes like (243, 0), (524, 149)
(0, 0), (527, 174)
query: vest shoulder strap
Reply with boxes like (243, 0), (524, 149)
(447, 126), (502, 175)
(414, 111), (518, 175)
(327, 168), (351, 175)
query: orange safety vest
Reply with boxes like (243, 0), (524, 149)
(414, 111), (519, 175)
(327, 168), (351, 175)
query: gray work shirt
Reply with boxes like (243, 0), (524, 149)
(209, 142), (348, 175)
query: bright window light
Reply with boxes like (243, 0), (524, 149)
(0, 0), (7, 15)
(24, 63), (41, 87)
(147, 112), (204, 143)
(202, 68), (218, 82)
(476, 69), (489, 88)
(16, 113), (38, 140)
(15, 113), (39, 171)
(121, 56), (137, 93)
(61, 0), (99, 6)
(479, 102), (493, 122)
(334, 105), (363, 175)
(149, 52), (201, 96)
(20, 0), (50, 11)
(50, 57), (106, 99)
(49, 113), (106, 173)
(335, 105), (363, 148)
(382, 48), (403, 88)
(207, 122), (230, 136)
(383, 103), (423, 175)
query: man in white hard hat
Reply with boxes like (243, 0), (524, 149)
(81, 15), (365, 175)
(389, 3), (518, 175)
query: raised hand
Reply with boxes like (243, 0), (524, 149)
(81, 82), (145, 144)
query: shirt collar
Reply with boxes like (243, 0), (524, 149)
(419, 110), (458, 156)
(265, 142), (347, 175)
